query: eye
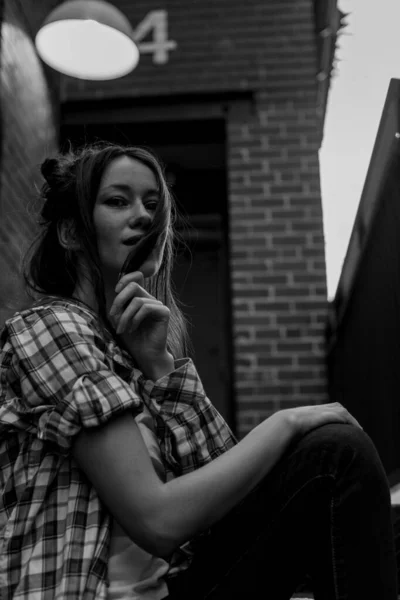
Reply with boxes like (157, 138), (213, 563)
(105, 197), (128, 207)
(145, 197), (160, 211)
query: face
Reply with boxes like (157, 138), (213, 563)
(93, 155), (165, 282)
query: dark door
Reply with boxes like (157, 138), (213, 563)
(59, 118), (235, 427)
(172, 214), (231, 421)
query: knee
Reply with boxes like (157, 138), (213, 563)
(304, 422), (373, 454)
(305, 423), (387, 489)
(304, 422), (375, 458)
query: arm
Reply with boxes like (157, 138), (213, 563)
(88, 275), (361, 557)
(72, 408), (294, 559)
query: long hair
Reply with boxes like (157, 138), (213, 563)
(23, 141), (190, 359)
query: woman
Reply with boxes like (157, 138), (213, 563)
(0, 141), (397, 600)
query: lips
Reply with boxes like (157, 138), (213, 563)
(122, 236), (142, 246)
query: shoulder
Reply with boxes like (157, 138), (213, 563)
(0, 297), (143, 451)
(4, 296), (103, 342)
(1, 297), (112, 368)
(10, 295), (100, 326)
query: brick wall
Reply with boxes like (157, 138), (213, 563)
(0, 0), (59, 325)
(228, 93), (328, 436)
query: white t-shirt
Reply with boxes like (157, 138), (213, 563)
(107, 406), (170, 600)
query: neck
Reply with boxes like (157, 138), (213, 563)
(73, 270), (119, 317)
(72, 278), (98, 313)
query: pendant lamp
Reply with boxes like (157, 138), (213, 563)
(35, 0), (139, 80)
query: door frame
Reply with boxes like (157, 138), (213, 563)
(60, 94), (248, 432)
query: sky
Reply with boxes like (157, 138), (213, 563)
(320, 0), (400, 299)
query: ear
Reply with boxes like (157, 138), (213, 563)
(57, 219), (80, 251)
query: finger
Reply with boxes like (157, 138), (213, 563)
(328, 403), (363, 430)
(128, 303), (170, 334)
(323, 407), (363, 431)
(115, 271), (145, 294)
(316, 410), (349, 429)
(340, 409), (364, 430)
(116, 298), (162, 334)
(110, 281), (153, 319)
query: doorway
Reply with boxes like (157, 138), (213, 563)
(59, 118), (235, 427)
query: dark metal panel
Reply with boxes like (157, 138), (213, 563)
(328, 80), (400, 477)
(329, 79), (400, 333)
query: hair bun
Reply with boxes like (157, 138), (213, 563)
(40, 157), (59, 185)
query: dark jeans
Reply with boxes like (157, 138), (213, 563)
(166, 423), (398, 600)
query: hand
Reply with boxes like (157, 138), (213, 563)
(109, 272), (173, 377)
(279, 402), (363, 440)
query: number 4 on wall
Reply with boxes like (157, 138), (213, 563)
(133, 10), (177, 65)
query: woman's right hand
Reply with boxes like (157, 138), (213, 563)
(109, 271), (173, 379)
(279, 402), (363, 440)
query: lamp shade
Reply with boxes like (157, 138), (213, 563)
(35, 0), (139, 80)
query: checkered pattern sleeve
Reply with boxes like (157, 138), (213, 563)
(0, 306), (143, 454)
(137, 358), (237, 477)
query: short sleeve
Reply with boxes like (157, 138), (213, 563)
(136, 358), (237, 476)
(0, 306), (143, 454)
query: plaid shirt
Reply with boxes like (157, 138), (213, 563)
(0, 297), (236, 599)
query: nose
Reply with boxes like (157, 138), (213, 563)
(128, 199), (152, 230)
